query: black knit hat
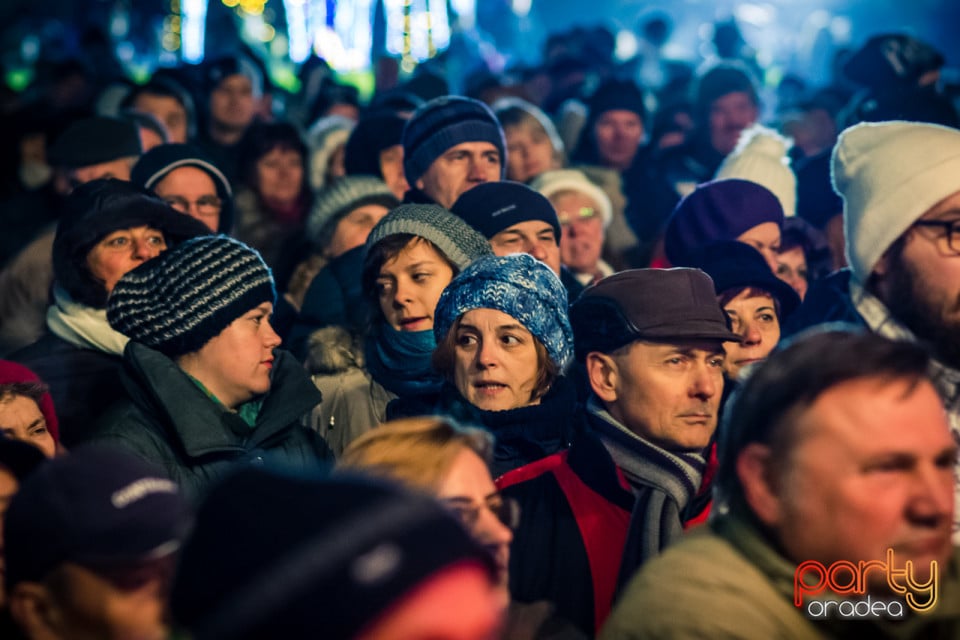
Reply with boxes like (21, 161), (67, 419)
(343, 111), (410, 178)
(131, 143), (235, 233)
(107, 235), (276, 357)
(694, 61), (759, 123)
(586, 78), (647, 124)
(52, 178), (211, 309)
(844, 33), (944, 89)
(47, 116), (142, 168)
(451, 181), (561, 241)
(169, 468), (496, 640)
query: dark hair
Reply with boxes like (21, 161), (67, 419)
(432, 315), (559, 404)
(717, 285), (781, 320)
(717, 326), (931, 516)
(120, 77), (196, 138)
(239, 121), (310, 197)
(0, 381), (47, 406)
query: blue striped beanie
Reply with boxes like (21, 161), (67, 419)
(433, 253), (573, 370)
(107, 235), (276, 356)
(402, 96), (507, 184)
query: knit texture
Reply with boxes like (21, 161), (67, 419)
(833, 120), (960, 283)
(107, 235), (276, 356)
(364, 204), (493, 271)
(402, 96), (506, 183)
(530, 169), (612, 228)
(664, 178), (784, 266)
(306, 176), (399, 250)
(433, 253), (573, 370)
(451, 181), (561, 240)
(714, 124), (796, 217)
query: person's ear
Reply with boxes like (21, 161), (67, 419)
(737, 443), (782, 527)
(9, 581), (63, 640)
(585, 352), (619, 403)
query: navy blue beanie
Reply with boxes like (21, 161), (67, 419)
(402, 96), (507, 183)
(451, 181), (560, 241)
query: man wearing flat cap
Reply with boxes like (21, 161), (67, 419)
(497, 267), (740, 636)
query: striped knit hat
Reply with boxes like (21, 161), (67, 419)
(306, 176), (399, 251)
(433, 253), (573, 370)
(107, 235), (275, 356)
(402, 96), (506, 183)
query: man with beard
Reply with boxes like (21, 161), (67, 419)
(785, 120), (960, 542)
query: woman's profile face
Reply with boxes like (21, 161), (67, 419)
(376, 239), (455, 332)
(451, 308), (541, 412)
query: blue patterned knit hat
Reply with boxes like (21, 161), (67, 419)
(433, 253), (573, 370)
(107, 235), (276, 356)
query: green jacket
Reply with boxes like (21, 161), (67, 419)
(601, 512), (960, 639)
(93, 342), (331, 503)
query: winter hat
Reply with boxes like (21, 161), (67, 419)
(0, 360), (60, 443)
(364, 204), (493, 272)
(433, 253), (573, 370)
(107, 235), (276, 357)
(306, 176), (399, 251)
(307, 115), (355, 191)
(47, 116), (142, 168)
(714, 124), (796, 217)
(4, 445), (188, 592)
(169, 468), (496, 640)
(530, 169), (612, 229)
(343, 111), (410, 178)
(451, 181), (561, 241)
(586, 78), (647, 123)
(204, 54), (263, 96)
(844, 34), (944, 90)
(795, 149), (843, 230)
(131, 143), (235, 233)
(402, 96), (507, 183)
(570, 268), (741, 360)
(693, 61), (759, 123)
(664, 178), (784, 266)
(833, 120), (960, 283)
(53, 178), (210, 309)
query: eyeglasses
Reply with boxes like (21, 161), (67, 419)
(913, 219), (960, 254)
(164, 195), (222, 218)
(557, 206), (598, 226)
(442, 494), (521, 531)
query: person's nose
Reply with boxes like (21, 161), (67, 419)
(134, 239), (160, 260)
(906, 461), (954, 526)
(689, 362), (719, 400)
(391, 279), (414, 308)
(467, 157), (488, 182)
(740, 320), (762, 346)
(475, 337), (499, 369)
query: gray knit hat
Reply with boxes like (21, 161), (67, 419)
(107, 235), (276, 357)
(364, 204), (493, 271)
(306, 176), (399, 251)
(402, 96), (507, 183)
(433, 253), (573, 370)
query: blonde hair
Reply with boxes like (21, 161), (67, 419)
(338, 416), (494, 492)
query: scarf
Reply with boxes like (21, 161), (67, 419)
(586, 397), (707, 591)
(46, 286), (129, 356)
(364, 325), (444, 397)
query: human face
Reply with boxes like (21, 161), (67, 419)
(256, 147), (304, 206)
(708, 91), (759, 155)
(489, 220), (561, 275)
(554, 191), (604, 274)
(737, 222), (781, 273)
(437, 448), (513, 602)
(594, 110), (644, 171)
(415, 141), (501, 208)
(356, 563), (503, 640)
(878, 190), (960, 368)
(153, 166), (221, 232)
(453, 308), (541, 412)
(504, 124), (555, 182)
(133, 93), (189, 144)
(0, 394), (55, 458)
(759, 377), (955, 585)
(325, 204), (390, 259)
(208, 74), (257, 132)
(593, 340), (725, 450)
(376, 239), (455, 332)
(378, 145), (409, 200)
(86, 226), (167, 294)
(776, 245), (808, 300)
(177, 302), (281, 410)
(721, 290), (780, 379)
(69, 157), (134, 189)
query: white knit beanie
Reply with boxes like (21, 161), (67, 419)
(715, 124), (796, 217)
(530, 169), (613, 229)
(832, 120), (960, 284)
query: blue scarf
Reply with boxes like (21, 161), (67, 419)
(365, 325), (445, 397)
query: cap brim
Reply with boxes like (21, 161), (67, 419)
(640, 324), (744, 344)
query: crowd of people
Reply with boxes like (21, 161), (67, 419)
(1, 16), (960, 639)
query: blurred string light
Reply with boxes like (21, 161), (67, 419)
(450, 0), (475, 29)
(511, 0), (531, 19)
(283, 0), (310, 62)
(182, 0), (207, 62)
(162, 0), (181, 54)
(384, 0), (452, 72)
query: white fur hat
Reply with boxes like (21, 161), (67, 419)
(715, 124), (796, 217)
(832, 120), (960, 283)
(530, 169), (613, 229)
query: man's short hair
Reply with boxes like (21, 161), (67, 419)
(717, 327), (931, 515)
